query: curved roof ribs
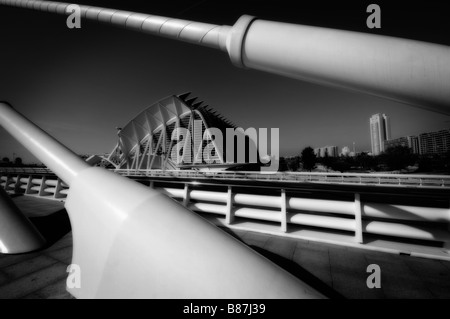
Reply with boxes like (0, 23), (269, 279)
(108, 93), (238, 170)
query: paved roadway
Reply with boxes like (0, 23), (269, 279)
(0, 195), (449, 299)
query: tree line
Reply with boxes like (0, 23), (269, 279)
(279, 146), (450, 174)
(0, 157), (23, 167)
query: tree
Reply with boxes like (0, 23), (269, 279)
(329, 160), (352, 173)
(355, 152), (377, 170)
(286, 156), (300, 172)
(278, 157), (288, 172)
(321, 151), (335, 171)
(300, 147), (317, 172)
(2, 157), (10, 163)
(380, 146), (415, 171)
(14, 157), (23, 166)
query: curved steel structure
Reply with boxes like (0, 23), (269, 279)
(105, 93), (243, 171)
(0, 0), (449, 114)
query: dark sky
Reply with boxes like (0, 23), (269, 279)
(0, 0), (449, 163)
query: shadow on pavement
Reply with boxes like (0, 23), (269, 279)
(29, 209), (72, 249)
(249, 245), (345, 299)
(219, 226), (343, 298)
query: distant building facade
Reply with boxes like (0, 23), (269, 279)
(314, 145), (339, 158)
(383, 129), (450, 155)
(384, 136), (419, 154)
(370, 113), (391, 155)
(418, 129), (450, 155)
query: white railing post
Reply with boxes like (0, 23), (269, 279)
(354, 193), (364, 244)
(4, 175), (11, 191)
(38, 175), (47, 197)
(225, 186), (234, 224)
(182, 183), (190, 207)
(25, 175), (33, 195)
(281, 189), (287, 232)
(14, 174), (21, 194)
(54, 178), (63, 199)
(446, 200), (450, 252)
(448, 200), (450, 232)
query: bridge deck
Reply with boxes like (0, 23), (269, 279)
(0, 195), (449, 299)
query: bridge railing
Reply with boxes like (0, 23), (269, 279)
(110, 169), (450, 188)
(149, 178), (450, 260)
(2, 167), (449, 188)
(2, 166), (450, 259)
(0, 167), (53, 175)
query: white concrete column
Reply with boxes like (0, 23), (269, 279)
(281, 189), (287, 232)
(38, 176), (47, 196)
(54, 178), (63, 199)
(354, 193), (364, 243)
(4, 175), (11, 191)
(225, 186), (234, 224)
(182, 183), (190, 207)
(25, 175), (33, 194)
(13, 175), (21, 193)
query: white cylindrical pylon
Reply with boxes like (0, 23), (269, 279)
(1, 0), (449, 113)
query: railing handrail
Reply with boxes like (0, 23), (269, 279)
(4, 167), (450, 186)
(111, 169), (450, 180)
(92, 168), (450, 188)
(111, 169), (450, 179)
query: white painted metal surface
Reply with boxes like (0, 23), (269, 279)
(239, 18), (450, 114)
(0, 187), (46, 254)
(1, 0), (449, 113)
(0, 102), (89, 186)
